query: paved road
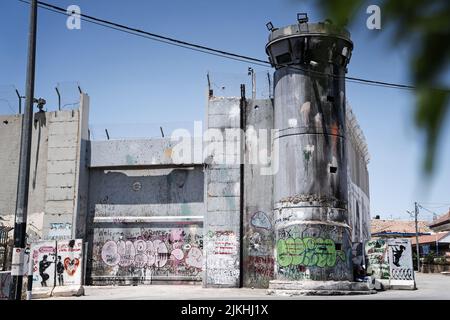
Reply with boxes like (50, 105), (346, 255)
(45, 273), (450, 300)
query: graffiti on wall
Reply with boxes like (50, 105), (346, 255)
(56, 239), (83, 286)
(100, 239), (203, 269)
(244, 210), (274, 288)
(205, 230), (239, 285)
(245, 256), (274, 280)
(250, 211), (271, 230)
(92, 227), (203, 282)
(277, 237), (346, 268)
(365, 239), (390, 279)
(48, 223), (72, 240)
(388, 238), (414, 281)
(31, 241), (57, 288)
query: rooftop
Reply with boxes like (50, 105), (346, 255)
(429, 210), (450, 229)
(410, 232), (450, 245)
(371, 219), (432, 236)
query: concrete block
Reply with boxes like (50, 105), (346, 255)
(207, 168), (240, 183)
(48, 121), (79, 136)
(208, 98), (240, 116)
(210, 152), (241, 166)
(48, 110), (79, 123)
(46, 187), (74, 201)
(207, 182), (240, 197)
(268, 280), (375, 296)
(208, 114), (239, 129)
(207, 196), (240, 212)
(48, 135), (78, 148)
(51, 285), (84, 297)
(45, 200), (74, 214)
(206, 210), (240, 227)
(47, 160), (76, 174)
(46, 173), (76, 187)
(89, 138), (202, 167)
(31, 288), (53, 299)
(47, 147), (78, 161)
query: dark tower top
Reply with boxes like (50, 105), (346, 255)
(266, 21), (353, 70)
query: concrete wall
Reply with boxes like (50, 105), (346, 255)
(204, 97), (241, 287)
(346, 104), (371, 244)
(242, 99), (275, 288)
(86, 139), (205, 285)
(0, 94), (89, 244)
(0, 112), (48, 241)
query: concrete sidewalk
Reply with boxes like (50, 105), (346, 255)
(42, 273), (450, 300)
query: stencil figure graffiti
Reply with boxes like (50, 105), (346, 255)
(387, 239), (414, 281)
(39, 255), (52, 287)
(277, 237), (346, 268)
(392, 245), (406, 267)
(56, 256), (64, 286)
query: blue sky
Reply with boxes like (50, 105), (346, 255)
(1, 0), (449, 220)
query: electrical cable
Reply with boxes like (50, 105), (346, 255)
(16, 0), (444, 92)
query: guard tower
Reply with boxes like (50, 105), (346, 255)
(266, 14), (370, 294)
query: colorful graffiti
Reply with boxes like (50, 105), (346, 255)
(277, 237), (346, 267)
(100, 239), (203, 269)
(246, 256), (274, 279)
(92, 227), (203, 282)
(56, 239), (83, 286)
(365, 239), (390, 279)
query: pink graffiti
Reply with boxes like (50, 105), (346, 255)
(100, 239), (203, 269)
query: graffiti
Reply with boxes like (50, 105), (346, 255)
(93, 227), (204, 283)
(205, 230), (239, 285)
(388, 239), (414, 281)
(31, 241), (57, 288)
(48, 223), (72, 240)
(247, 230), (273, 257)
(391, 245), (406, 267)
(207, 268), (239, 285)
(100, 238), (202, 269)
(30, 239), (83, 288)
(185, 247), (203, 269)
(277, 237), (346, 268)
(206, 231), (237, 255)
(250, 211), (271, 230)
(281, 267), (311, 280)
(365, 239), (390, 279)
(246, 256), (274, 279)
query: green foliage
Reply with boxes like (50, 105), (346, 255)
(434, 256), (447, 265)
(424, 251), (436, 264)
(316, 0), (450, 174)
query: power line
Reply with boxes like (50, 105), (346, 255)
(16, 0), (446, 92)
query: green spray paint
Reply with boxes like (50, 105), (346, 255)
(277, 237), (346, 268)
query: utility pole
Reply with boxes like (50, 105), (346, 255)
(9, 0), (38, 300)
(414, 202), (421, 272)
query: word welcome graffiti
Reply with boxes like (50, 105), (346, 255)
(277, 237), (346, 268)
(101, 239), (203, 269)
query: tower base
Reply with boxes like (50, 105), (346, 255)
(267, 280), (376, 296)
